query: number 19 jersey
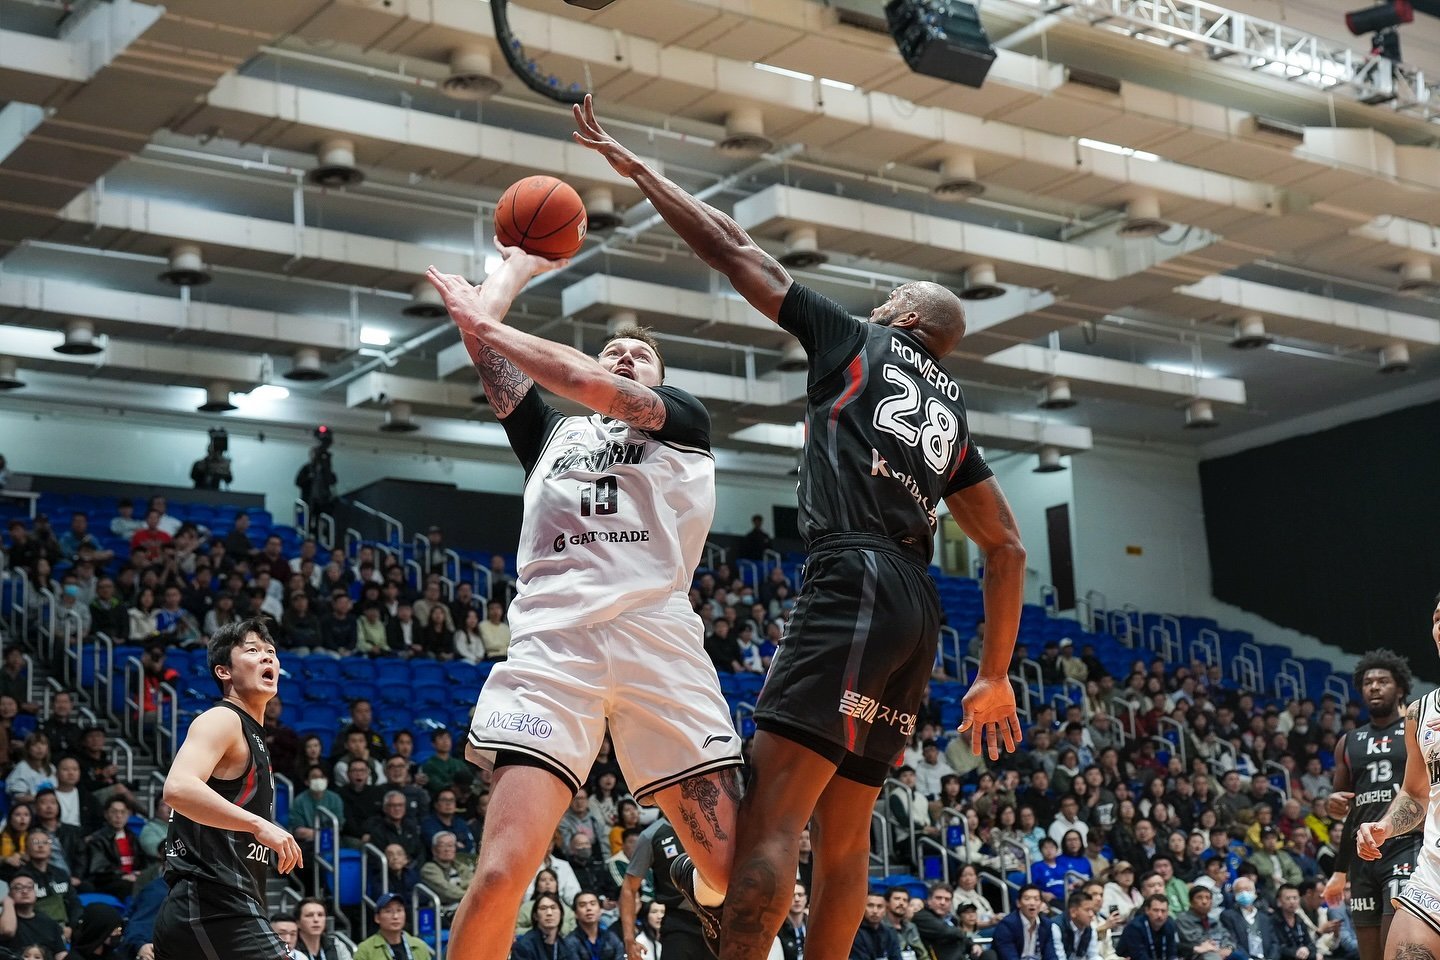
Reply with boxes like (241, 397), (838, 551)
(497, 385), (715, 638)
(779, 283), (993, 564)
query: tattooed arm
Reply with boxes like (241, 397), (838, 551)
(460, 332), (533, 419)
(1355, 699), (1430, 859)
(945, 477), (1026, 759)
(428, 261), (668, 431)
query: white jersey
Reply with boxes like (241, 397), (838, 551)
(498, 384), (715, 637)
(1414, 690), (1440, 871)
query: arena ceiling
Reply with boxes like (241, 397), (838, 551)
(2, 0), (1440, 472)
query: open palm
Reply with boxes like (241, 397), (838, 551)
(959, 675), (1023, 760)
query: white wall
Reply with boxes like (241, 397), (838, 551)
(0, 406), (799, 537)
(981, 450), (1076, 604)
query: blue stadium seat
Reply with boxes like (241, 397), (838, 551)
(375, 661), (410, 686)
(303, 680), (342, 704)
(345, 683), (378, 705)
(411, 661), (446, 686)
(303, 656), (342, 681)
(445, 662), (480, 687)
(413, 685), (447, 709)
(377, 683), (410, 706)
(297, 703), (343, 729)
(339, 659), (377, 683)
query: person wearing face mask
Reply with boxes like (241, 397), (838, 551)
(70, 901), (127, 960)
(1221, 878), (1278, 960)
(288, 764), (343, 889)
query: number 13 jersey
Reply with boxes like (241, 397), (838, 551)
(498, 384), (715, 638)
(780, 283), (993, 564)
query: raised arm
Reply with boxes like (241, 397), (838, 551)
(428, 261), (668, 431)
(944, 477), (1026, 760)
(572, 95), (793, 321)
(1354, 698), (1429, 859)
(162, 708), (302, 873)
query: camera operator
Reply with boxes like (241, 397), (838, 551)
(295, 426), (338, 533)
(190, 428), (233, 491)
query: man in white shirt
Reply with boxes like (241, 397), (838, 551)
(54, 757), (85, 827)
(147, 496), (182, 536)
(916, 740), (957, 799)
(1049, 794), (1091, 845)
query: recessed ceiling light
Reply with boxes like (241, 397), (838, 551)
(360, 326), (392, 346)
(251, 384), (290, 401)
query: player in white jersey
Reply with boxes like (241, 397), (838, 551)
(1354, 594), (1440, 959)
(423, 249), (742, 960)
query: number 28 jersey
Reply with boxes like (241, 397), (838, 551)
(780, 283), (993, 564)
(498, 384), (715, 637)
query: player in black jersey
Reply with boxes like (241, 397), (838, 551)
(1321, 649), (1419, 960)
(153, 619), (302, 960)
(574, 95), (1025, 960)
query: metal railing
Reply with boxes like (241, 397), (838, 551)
(979, 870), (1012, 916)
(938, 626), (962, 678)
(1265, 761), (1291, 801)
(148, 769), (167, 817)
(405, 559), (423, 591)
(110, 737), (134, 784)
(881, 777), (919, 874)
(412, 882), (445, 960)
(761, 548), (781, 577)
(295, 499), (310, 537)
(82, 632), (116, 718)
(870, 808), (892, 875)
(1323, 675), (1349, 704)
(344, 528), (363, 559)
(1157, 716), (1187, 764)
(6, 567), (31, 640)
(1039, 584), (1058, 617)
(1083, 590), (1107, 634)
(1234, 643), (1262, 692)
(349, 502), (403, 547)
(317, 513), (337, 552)
(312, 804), (343, 908)
(1191, 629), (1220, 667)
(703, 541), (728, 571)
(1279, 658), (1307, 698)
(359, 842), (389, 938)
(34, 586), (57, 662)
(156, 681), (179, 762)
(737, 559), (759, 588)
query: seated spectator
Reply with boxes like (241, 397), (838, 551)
(128, 588), (159, 641)
(605, 827), (640, 897)
(420, 788), (475, 859)
(8, 734), (56, 804)
(89, 579), (129, 641)
(1050, 795), (1090, 845)
(734, 623), (764, 673)
(369, 843), (418, 904)
(1175, 886), (1240, 960)
(289, 764), (344, 884)
(952, 864), (997, 928)
(448, 581), (479, 627)
(1117, 896), (1179, 960)
(80, 798), (146, 898)
(1102, 862), (1144, 925)
(354, 604), (390, 656)
(138, 645), (180, 725)
(1248, 827), (1301, 897)
(418, 832), (474, 920)
(0, 803), (32, 873)
(331, 731), (384, 788)
(281, 592), (321, 649)
(1031, 837), (1070, 904)
(319, 593), (357, 654)
(414, 604), (456, 660)
(419, 730), (467, 798)
(517, 868), (578, 939)
(478, 600), (510, 660)
(353, 893), (431, 960)
(296, 897), (354, 960)
(363, 792), (423, 863)
(20, 829), (80, 932)
(202, 591), (238, 638)
(994, 885), (1057, 960)
(57, 578), (93, 638)
(380, 755), (428, 821)
(412, 582), (454, 635)
(129, 510), (171, 563)
(0, 873), (66, 958)
(108, 500), (143, 540)
(1271, 884), (1314, 960)
(512, 892), (568, 960)
(1153, 857), (1191, 917)
(338, 760), (385, 848)
(453, 608), (486, 663)
(152, 586), (198, 644)
(1220, 877), (1277, 960)
(33, 789), (81, 878)
(53, 757), (99, 833)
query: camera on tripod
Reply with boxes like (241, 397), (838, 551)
(191, 427), (233, 490)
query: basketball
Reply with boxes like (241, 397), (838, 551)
(494, 175), (588, 260)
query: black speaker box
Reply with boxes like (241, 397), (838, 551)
(885, 0), (997, 88)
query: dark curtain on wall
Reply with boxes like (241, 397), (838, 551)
(1198, 400), (1440, 678)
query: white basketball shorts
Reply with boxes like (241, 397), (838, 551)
(465, 596), (743, 803)
(1394, 846), (1440, 939)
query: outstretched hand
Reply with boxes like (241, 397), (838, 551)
(572, 94), (646, 179)
(959, 675), (1023, 761)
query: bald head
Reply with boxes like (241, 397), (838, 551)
(869, 281), (967, 355)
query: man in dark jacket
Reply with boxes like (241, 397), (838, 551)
(913, 882), (969, 960)
(853, 892), (904, 960)
(563, 891), (624, 960)
(995, 885), (1060, 960)
(1271, 885), (1314, 960)
(363, 790), (423, 863)
(1117, 895), (1180, 960)
(88, 578), (129, 640)
(81, 797), (147, 898)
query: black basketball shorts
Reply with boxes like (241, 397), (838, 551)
(154, 878), (290, 960)
(753, 533), (940, 787)
(1349, 834), (1422, 927)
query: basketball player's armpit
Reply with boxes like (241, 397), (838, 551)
(604, 379), (667, 431)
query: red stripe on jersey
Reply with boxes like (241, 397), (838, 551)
(948, 440), (970, 480)
(828, 354), (866, 427)
(236, 763), (257, 807)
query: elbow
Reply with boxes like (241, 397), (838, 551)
(987, 541), (1027, 571)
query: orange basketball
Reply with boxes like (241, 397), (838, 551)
(494, 175), (588, 260)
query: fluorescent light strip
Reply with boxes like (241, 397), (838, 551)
(1149, 362), (1214, 379)
(1077, 137), (1159, 163)
(359, 326), (391, 346)
(752, 62), (856, 92)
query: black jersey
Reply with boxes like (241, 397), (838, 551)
(778, 284), (993, 564)
(1337, 715), (1415, 870)
(162, 700), (275, 905)
(627, 819), (688, 912)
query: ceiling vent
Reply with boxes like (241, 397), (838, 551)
(55, 319), (103, 356)
(1230, 313), (1274, 350)
(1033, 445), (1066, 473)
(718, 106), (774, 156)
(0, 357), (24, 391)
(1038, 377), (1077, 410)
(441, 46), (501, 101)
(1120, 195), (1170, 238)
(283, 348), (327, 382)
(1183, 398), (1218, 429)
(198, 381), (237, 413)
(584, 188), (624, 232)
(380, 401), (420, 432)
(158, 243), (212, 286)
(1398, 257), (1439, 295)
(308, 138), (365, 188)
(1379, 341), (1411, 373)
(959, 262), (1005, 300)
(932, 153), (985, 200)
(778, 340), (808, 372)
(779, 227), (828, 269)
(402, 280), (449, 318)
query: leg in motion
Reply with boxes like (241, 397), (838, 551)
(802, 773), (883, 960)
(653, 766), (744, 898)
(720, 731), (837, 960)
(1383, 910), (1440, 960)
(447, 763), (574, 960)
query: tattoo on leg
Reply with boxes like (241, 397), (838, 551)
(719, 768), (744, 806)
(723, 856), (783, 958)
(679, 804), (713, 853)
(1395, 944), (1436, 960)
(682, 776), (730, 842)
